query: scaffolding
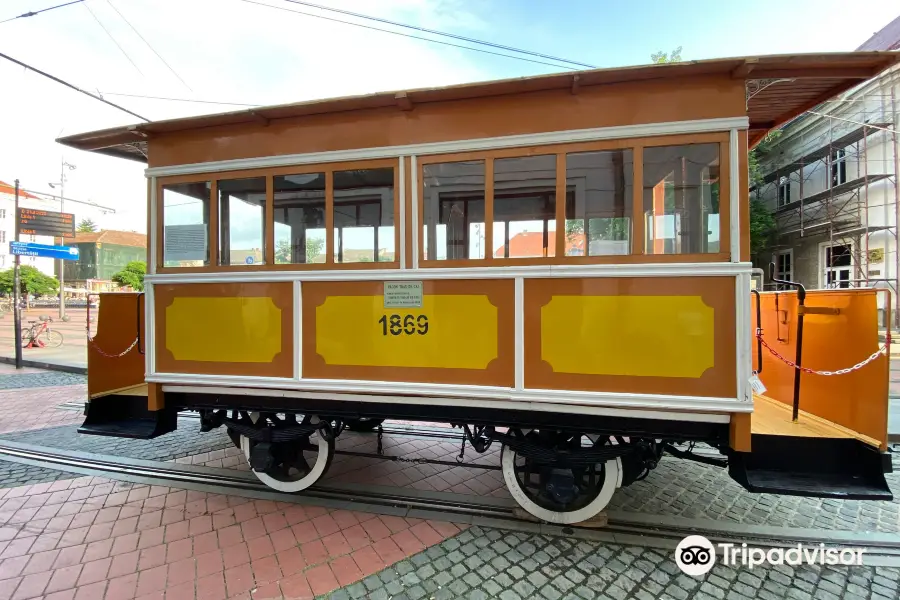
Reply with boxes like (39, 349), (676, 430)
(754, 65), (900, 325)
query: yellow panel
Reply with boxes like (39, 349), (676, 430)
(316, 295), (497, 369)
(166, 297), (282, 362)
(541, 295), (714, 377)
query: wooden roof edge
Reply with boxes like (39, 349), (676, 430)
(58, 51), (900, 158)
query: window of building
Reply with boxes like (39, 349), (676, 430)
(162, 181), (211, 267)
(423, 161), (486, 261)
(777, 177), (791, 208)
(773, 250), (793, 290)
(273, 172), (326, 264)
(564, 150), (632, 256)
(824, 243), (852, 288)
(831, 149), (847, 187)
(0, 231), (5, 243)
(0, 209), (6, 219)
(218, 177), (266, 266)
(333, 168), (394, 263)
(493, 155), (557, 259)
(643, 143), (720, 255)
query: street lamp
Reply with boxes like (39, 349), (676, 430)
(48, 159), (76, 320)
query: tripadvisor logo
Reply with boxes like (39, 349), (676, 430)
(675, 535), (868, 576)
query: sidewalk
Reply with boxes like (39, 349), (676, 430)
(0, 308), (90, 371)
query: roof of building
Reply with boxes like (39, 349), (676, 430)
(57, 52), (900, 161)
(74, 230), (147, 248)
(856, 15), (900, 51)
(494, 230), (583, 257)
(0, 181), (40, 200)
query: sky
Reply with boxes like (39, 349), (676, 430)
(1, 0), (898, 239)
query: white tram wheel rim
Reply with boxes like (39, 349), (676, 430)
(240, 430), (332, 493)
(501, 445), (621, 525)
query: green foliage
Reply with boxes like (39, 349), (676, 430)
(651, 46), (683, 63)
(76, 218), (98, 233)
(275, 238), (326, 264)
(749, 199), (776, 257)
(0, 265), (59, 297)
(747, 131), (783, 257)
(111, 261), (146, 291)
(749, 130), (782, 187)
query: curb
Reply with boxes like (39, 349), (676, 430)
(0, 356), (87, 375)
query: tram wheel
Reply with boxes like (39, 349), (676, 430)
(345, 418), (385, 432)
(500, 434), (622, 525)
(240, 416), (335, 493)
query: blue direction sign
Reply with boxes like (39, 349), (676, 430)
(9, 241), (79, 261)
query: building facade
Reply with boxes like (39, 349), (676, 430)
(63, 230), (147, 292)
(754, 18), (900, 323)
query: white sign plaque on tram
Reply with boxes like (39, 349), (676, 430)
(383, 281), (423, 308)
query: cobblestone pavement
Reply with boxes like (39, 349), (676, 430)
(0, 371), (85, 390)
(322, 526), (900, 600)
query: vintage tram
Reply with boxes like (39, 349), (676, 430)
(60, 52), (900, 524)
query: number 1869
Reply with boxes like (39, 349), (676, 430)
(378, 314), (429, 336)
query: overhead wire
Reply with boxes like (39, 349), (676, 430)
(240, 0), (579, 71)
(0, 50), (150, 122)
(82, 1), (143, 76)
(103, 0), (193, 92)
(100, 92), (259, 107)
(279, 0), (597, 70)
(0, 0), (84, 25)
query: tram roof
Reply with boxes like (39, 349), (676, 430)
(58, 51), (900, 163)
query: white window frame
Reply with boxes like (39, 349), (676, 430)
(777, 177), (791, 208)
(818, 241), (854, 289)
(831, 148), (847, 187)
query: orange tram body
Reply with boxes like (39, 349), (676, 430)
(60, 52), (900, 524)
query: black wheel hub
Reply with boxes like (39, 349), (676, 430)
(545, 472), (580, 504)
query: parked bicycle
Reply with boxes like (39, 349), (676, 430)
(21, 317), (64, 348)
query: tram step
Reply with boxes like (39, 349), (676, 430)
(79, 394), (176, 439)
(728, 434), (893, 501)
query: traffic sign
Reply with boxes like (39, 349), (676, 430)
(9, 241), (80, 261)
(18, 208), (75, 239)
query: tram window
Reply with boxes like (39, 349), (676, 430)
(643, 143), (720, 255)
(218, 177), (267, 266)
(333, 168), (394, 263)
(273, 172), (326, 264)
(423, 161), (485, 261)
(493, 155), (557, 259)
(162, 181), (211, 267)
(564, 150), (632, 256)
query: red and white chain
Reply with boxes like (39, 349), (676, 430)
(756, 330), (886, 376)
(87, 335), (139, 358)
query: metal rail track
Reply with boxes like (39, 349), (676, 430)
(2, 439), (900, 565)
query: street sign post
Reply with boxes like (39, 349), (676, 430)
(17, 208), (75, 239)
(9, 241), (79, 261)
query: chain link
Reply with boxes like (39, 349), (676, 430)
(756, 331), (886, 375)
(87, 336), (139, 359)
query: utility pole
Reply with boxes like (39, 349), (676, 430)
(49, 158), (76, 320)
(13, 180), (22, 369)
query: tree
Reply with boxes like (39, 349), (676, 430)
(77, 218), (98, 233)
(111, 261), (146, 291)
(747, 131), (783, 257)
(0, 266), (59, 299)
(651, 46), (682, 64)
(275, 238), (325, 263)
